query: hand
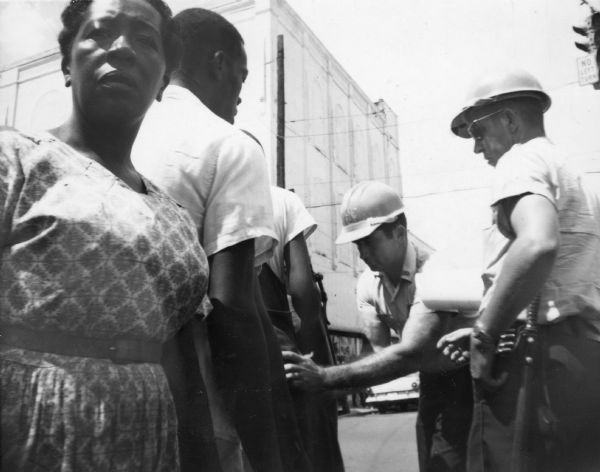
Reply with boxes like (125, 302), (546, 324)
(282, 351), (326, 392)
(470, 335), (507, 391)
(496, 329), (517, 355)
(436, 327), (472, 364)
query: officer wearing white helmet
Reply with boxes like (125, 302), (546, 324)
(284, 180), (474, 472)
(440, 69), (600, 471)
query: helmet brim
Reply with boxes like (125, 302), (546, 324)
(450, 114), (471, 139)
(335, 223), (382, 245)
(450, 90), (551, 139)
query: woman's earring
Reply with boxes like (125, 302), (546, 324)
(65, 77), (71, 88)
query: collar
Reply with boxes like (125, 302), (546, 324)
(163, 85), (216, 118)
(375, 242), (417, 301)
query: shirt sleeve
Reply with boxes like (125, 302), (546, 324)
(203, 133), (277, 262)
(356, 270), (389, 346)
(281, 189), (317, 245)
(409, 288), (438, 319)
(491, 144), (558, 208)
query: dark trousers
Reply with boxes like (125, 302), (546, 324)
(271, 317), (344, 472)
(259, 264), (343, 471)
(417, 367), (473, 472)
(467, 317), (600, 472)
(291, 388), (345, 472)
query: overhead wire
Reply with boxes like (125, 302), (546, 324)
(283, 78), (582, 137)
(287, 109), (383, 123)
(267, 81), (599, 218)
(282, 122), (400, 138)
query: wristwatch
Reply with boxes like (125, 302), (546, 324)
(471, 321), (498, 346)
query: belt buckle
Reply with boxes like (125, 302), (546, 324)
(108, 338), (139, 364)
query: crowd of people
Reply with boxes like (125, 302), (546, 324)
(1, 1), (600, 472)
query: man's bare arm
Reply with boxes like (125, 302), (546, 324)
(285, 233), (333, 363)
(468, 193), (559, 388)
(285, 308), (459, 391)
(479, 194), (559, 336)
(207, 239), (282, 472)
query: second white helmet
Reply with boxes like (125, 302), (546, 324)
(336, 181), (405, 245)
(451, 69), (551, 139)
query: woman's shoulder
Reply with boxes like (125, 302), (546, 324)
(0, 129), (67, 184)
(143, 176), (190, 212)
(0, 129), (53, 189)
(0, 127), (55, 156)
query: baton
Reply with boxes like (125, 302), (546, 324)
(510, 294), (540, 472)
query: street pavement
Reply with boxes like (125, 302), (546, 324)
(338, 409), (419, 472)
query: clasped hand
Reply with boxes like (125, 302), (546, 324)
(437, 327), (515, 391)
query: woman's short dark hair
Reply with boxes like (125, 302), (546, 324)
(58, 0), (180, 73)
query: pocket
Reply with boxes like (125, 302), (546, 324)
(559, 206), (598, 235)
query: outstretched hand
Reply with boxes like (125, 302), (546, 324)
(436, 327), (472, 364)
(282, 351), (326, 392)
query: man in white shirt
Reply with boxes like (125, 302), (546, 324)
(259, 186), (344, 472)
(133, 8), (306, 472)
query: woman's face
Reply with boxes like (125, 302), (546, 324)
(64, 0), (168, 126)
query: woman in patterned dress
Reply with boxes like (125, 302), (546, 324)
(0, 0), (217, 470)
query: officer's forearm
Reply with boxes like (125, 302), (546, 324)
(321, 343), (422, 390)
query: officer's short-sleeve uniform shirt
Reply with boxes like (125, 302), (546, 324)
(356, 241), (433, 339)
(482, 137), (600, 339)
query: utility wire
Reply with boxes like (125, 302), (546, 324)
(287, 110), (383, 123)
(285, 79), (582, 130)
(283, 122), (399, 138)
(283, 123), (400, 151)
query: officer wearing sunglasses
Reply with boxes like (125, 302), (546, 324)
(441, 69), (600, 472)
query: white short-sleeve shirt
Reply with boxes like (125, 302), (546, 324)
(132, 85), (277, 445)
(266, 186), (317, 283)
(484, 137), (600, 335)
(132, 85), (276, 263)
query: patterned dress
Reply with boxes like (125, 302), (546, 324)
(0, 130), (209, 471)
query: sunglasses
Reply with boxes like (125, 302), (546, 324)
(467, 109), (505, 140)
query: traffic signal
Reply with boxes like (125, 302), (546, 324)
(573, 11), (600, 53)
(573, 11), (600, 88)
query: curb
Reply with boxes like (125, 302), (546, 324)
(340, 408), (377, 417)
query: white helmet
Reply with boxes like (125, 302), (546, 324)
(336, 181), (405, 245)
(451, 69), (551, 138)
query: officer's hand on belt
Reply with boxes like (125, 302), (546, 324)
(469, 321), (508, 391)
(437, 327), (472, 364)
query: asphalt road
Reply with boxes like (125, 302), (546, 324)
(338, 410), (419, 472)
